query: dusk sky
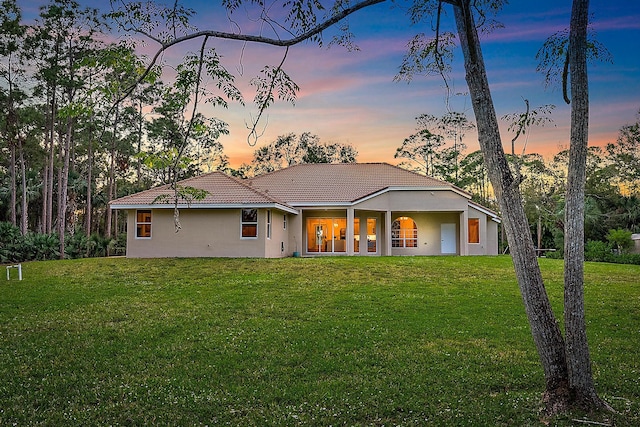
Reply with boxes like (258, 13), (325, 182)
(21, 0), (640, 168)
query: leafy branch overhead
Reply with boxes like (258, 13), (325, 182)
(152, 185), (209, 206)
(108, 0), (387, 124)
(536, 26), (612, 104)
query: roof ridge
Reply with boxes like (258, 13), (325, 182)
(223, 172), (292, 206)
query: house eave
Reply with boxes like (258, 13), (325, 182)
(286, 187), (472, 208)
(468, 201), (501, 223)
(354, 186), (471, 205)
(109, 203), (299, 215)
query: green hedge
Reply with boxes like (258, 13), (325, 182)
(585, 240), (640, 265)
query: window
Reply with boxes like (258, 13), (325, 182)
(136, 210), (152, 238)
(266, 209), (272, 239)
(468, 218), (480, 243)
(283, 214), (287, 230)
(392, 217), (417, 248)
(241, 208), (258, 238)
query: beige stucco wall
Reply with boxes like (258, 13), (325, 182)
(125, 208), (289, 258)
(486, 220), (499, 255)
(389, 211), (461, 256)
(356, 189), (468, 212)
(466, 206), (499, 256)
(631, 234), (640, 254)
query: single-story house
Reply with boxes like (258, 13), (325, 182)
(110, 163), (501, 258)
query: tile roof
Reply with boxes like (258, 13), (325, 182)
(247, 163), (467, 203)
(110, 171), (290, 207)
(110, 163), (470, 208)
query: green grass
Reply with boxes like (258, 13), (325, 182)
(1, 256), (638, 426)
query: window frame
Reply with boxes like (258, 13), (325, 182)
(266, 209), (272, 239)
(391, 217), (418, 248)
(135, 209), (152, 239)
(468, 218), (480, 244)
(241, 208), (259, 239)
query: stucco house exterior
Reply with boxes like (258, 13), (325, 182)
(110, 163), (501, 258)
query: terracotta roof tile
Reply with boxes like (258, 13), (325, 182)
(110, 171), (289, 207)
(110, 163), (469, 208)
(247, 163), (465, 203)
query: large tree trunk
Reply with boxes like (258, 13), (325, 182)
(564, 0), (608, 410)
(452, 1), (570, 414)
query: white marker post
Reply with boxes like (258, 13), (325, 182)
(6, 264), (22, 281)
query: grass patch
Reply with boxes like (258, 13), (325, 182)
(1, 256), (638, 425)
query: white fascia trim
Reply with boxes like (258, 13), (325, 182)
(110, 203), (299, 215)
(355, 186), (471, 205)
(288, 202), (351, 208)
(469, 202), (501, 223)
(288, 187), (470, 209)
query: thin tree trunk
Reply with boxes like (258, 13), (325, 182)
(564, 0), (609, 410)
(452, 1), (570, 413)
(6, 69), (17, 227)
(9, 141), (17, 226)
(86, 114), (93, 237)
(19, 138), (28, 235)
(137, 98), (143, 185)
(40, 92), (50, 234)
(106, 106), (119, 238)
(46, 93), (56, 234)
(58, 118), (72, 259)
(538, 215), (542, 251)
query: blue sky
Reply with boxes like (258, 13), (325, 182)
(20, 0), (640, 167)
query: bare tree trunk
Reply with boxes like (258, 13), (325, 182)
(9, 141), (17, 226)
(58, 118), (72, 259)
(40, 92), (50, 234)
(452, 1), (570, 413)
(46, 94), (56, 235)
(564, 0), (609, 410)
(537, 215), (542, 251)
(137, 98), (143, 185)
(19, 138), (28, 235)
(106, 106), (119, 238)
(86, 118), (93, 237)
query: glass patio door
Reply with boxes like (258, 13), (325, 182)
(367, 218), (377, 253)
(306, 218), (347, 253)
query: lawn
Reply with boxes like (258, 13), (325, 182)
(1, 256), (638, 426)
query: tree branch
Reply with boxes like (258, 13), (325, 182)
(113, 0), (387, 107)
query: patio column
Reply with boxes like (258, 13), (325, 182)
(347, 208), (354, 255)
(385, 210), (392, 256)
(460, 211), (468, 256)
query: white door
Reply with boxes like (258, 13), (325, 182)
(441, 223), (457, 254)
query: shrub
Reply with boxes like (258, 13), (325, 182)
(585, 240), (613, 263)
(0, 222), (24, 263)
(613, 252), (640, 265)
(606, 228), (633, 254)
(108, 233), (127, 256)
(22, 232), (60, 261)
(88, 234), (111, 258)
(545, 249), (563, 259)
(65, 232), (90, 259)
